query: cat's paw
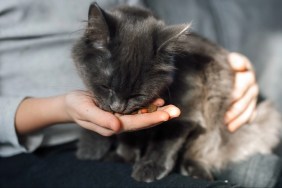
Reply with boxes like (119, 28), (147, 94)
(131, 160), (168, 183)
(181, 161), (213, 181)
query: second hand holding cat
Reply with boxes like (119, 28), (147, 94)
(225, 53), (258, 132)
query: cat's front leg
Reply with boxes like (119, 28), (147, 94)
(116, 132), (148, 163)
(131, 121), (193, 182)
(76, 129), (113, 160)
(180, 159), (213, 180)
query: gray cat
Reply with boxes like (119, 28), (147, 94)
(72, 2), (281, 183)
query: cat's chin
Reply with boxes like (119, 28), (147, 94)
(95, 103), (116, 114)
(97, 105), (133, 115)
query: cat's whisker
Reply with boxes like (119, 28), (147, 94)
(80, 19), (89, 23)
(68, 28), (86, 35)
(81, 93), (95, 98)
(166, 86), (172, 103)
(67, 20), (90, 35)
(41, 84), (82, 88)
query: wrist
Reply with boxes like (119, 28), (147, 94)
(51, 94), (73, 123)
(15, 95), (74, 135)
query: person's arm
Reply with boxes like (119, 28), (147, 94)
(15, 95), (71, 135)
(0, 96), (38, 156)
(225, 53), (258, 132)
(15, 91), (180, 136)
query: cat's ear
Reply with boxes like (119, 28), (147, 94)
(157, 23), (191, 53)
(87, 2), (115, 49)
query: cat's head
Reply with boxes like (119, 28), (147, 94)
(72, 2), (190, 114)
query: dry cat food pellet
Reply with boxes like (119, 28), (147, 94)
(133, 104), (158, 114)
(138, 104), (157, 114)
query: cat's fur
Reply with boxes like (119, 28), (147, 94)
(72, 2), (281, 183)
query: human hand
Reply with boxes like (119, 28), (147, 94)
(64, 91), (180, 136)
(224, 53), (258, 132)
(115, 98), (181, 132)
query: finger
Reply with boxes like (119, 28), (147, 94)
(152, 98), (165, 107)
(232, 71), (256, 102)
(77, 120), (115, 136)
(118, 111), (170, 132)
(158, 104), (181, 119)
(77, 102), (121, 132)
(228, 52), (253, 72)
(227, 99), (257, 132)
(118, 105), (181, 132)
(225, 84), (258, 124)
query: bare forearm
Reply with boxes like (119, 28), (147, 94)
(15, 95), (71, 135)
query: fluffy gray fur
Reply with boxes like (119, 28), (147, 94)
(72, 2), (281, 183)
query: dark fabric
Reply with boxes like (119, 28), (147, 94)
(0, 141), (237, 188)
(215, 154), (282, 188)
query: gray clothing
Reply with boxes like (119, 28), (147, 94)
(0, 0), (87, 157)
(0, 0), (141, 157)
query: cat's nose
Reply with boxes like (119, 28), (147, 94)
(109, 101), (126, 113)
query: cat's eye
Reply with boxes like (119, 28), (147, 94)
(98, 85), (110, 92)
(100, 85), (109, 90)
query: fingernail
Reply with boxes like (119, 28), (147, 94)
(170, 108), (181, 118)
